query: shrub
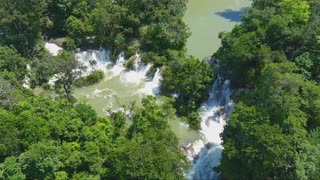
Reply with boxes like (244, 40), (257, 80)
(74, 70), (104, 87)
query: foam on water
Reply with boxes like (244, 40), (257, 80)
(45, 42), (62, 56)
(75, 49), (112, 74)
(110, 53), (126, 76)
(186, 77), (234, 180)
(121, 54), (152, 84)
(137, 68), (161, 95)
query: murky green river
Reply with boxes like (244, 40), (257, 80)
(184, 0), (251, 59)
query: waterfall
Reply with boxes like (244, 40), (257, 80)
(110, 53), (126, 76)
(137, 68), (161, 96)
(121, 54), (152, 84)
(185, 77), (235, 180)
(45, 43), (159, 93)
(75, 48), (112, 73)
(45, 43), (163, 115)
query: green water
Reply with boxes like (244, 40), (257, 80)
(184, 0), (252, 59)
(73, 70), (201, 144)
(74, 72), (145, 116)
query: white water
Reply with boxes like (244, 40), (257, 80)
(121, 54), (152, 84)
(137, 68), (161, 95)
(45, 42), (62, 56)
(44, 42), (159, 98)
(185, 77), (235, 180)
(75, 50), (155, 89)
(75, 48), (112, 73)
(71, 48), (163, 117)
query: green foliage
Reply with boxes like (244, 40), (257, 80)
(0, 78), (17, 109)
(74, 103), (97, 126)
(0, 90), (187, 179)
(220, 103), (296, 179)
(30, 53), (55, 86)
(0, 157), (25, 180)
(74, 70), (104, 87)
(0, 46), (27, 81)
(109, 96), (188, 179)
(0, 109), (19, 159)
(0, 0), (49, 56)
(294, 52), (313, 79)
(217, 0), (320, 178)
(52, 50), (86, 98)
(66, 15), (92, 45)
(19, 141), (61, 179)
(278, 0), (310, 24)
(161, 56), (213, 129)
(215, 0), (319, 88)
(125, 56), (137, 70)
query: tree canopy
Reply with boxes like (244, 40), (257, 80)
(215, 0), (320, 179)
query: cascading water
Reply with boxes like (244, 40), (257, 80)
(57, 45), (162, 115)
(75, 48), (112, 73)
(137, 68), (161, 95)
(121, 54), (152, 84)
(45, 42), (62, 56)
(110, 53), (126, 77)
(185, 77), (235, 180)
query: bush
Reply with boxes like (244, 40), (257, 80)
(64, 37), (76, 50)
(125, 56), (136, 70)
(41, 83), (51, 90)
(74, 70), (104, 87)
(124, 46), (137, 59)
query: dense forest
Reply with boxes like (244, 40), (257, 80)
(1, 0), (320, 179)
(215, 0), (320, 179)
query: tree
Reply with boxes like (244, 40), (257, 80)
(219, 103), (297, 179)
(30, 53), (55, 85)
(107, 96), (188, 179)
(90, 1), (128, 48)
(74, 103), (97, 126)
(0, 78), (17, 109)
(0, 0), (49, 56)
(66, 15), (92, 45)
(0, 46), (27, 81)
(19, 141), (61, 179)
(0, 157), (25, 180)
(161, 55), (213, 128)
(294, 52), (313, 79)
(278, 0), (310, 24)
(128, 96), (176, 137)
(0, 109), (19, 159)
(53, 50), (86, 99)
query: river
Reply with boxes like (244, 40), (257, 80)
(184, 0), (251, 59)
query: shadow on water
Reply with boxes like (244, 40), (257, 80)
(215, 7), (250, 22)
